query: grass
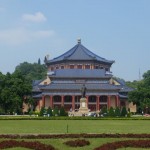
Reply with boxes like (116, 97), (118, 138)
(0, 120), (150, 134)
(0, 119), (150, 150)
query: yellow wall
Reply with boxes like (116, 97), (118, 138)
(45, 96), (50, 109)
(127, 102), (136, 113)
(110, 96), (116, 108)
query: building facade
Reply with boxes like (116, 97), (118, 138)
(32, 39), (136, 113)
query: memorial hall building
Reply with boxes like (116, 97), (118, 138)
(32, 39), (136, 113)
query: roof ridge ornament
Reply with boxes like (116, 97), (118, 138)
(77, 38), (81, 44)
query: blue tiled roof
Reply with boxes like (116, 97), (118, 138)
(114, 78), (126, 86)
(33, 93), (42, 98)
(48, 69), (112, 78)
(32, 80), (43, 86)
(47, 43), (114, 64)
(119, 94), (128, 99)
(41, 83), (120, 91)
(119, 85), (134, 92)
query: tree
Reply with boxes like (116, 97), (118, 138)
(53, 106), (59, 116)
(126, 80), (140, 89)
(15, 62), (47, 82)
(108, 107), (115, 117)
(128, 70), (150, 114)
(38, 58), (41, 65)
(0, 72), (32, 114)
(39, 107), (45, 116)
(59, 107), (67, 116)
(115, 107), (121, 117)
(100, 106), (107, 116)
(121, 107), (127, 117)
(47, 107), (53, 116)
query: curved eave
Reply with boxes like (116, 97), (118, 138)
(46, 59), (114, 66)
(45, 43), (114, 65)
(50, 76), (112, 80)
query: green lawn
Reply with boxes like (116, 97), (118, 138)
(0, 119), (150, 150)
(0, 120), (149, 134)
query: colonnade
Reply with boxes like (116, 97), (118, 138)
(39, 95), (120, 112)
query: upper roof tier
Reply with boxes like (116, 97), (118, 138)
(47, 69), (112, 79)
(45, 40), (115, 65)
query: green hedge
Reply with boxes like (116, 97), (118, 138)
(0, 116), (150, 120)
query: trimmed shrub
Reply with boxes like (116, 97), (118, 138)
(47, 107), (53, 117)
(39, 107), (45, 116)
(115, 107), (120, 117)
(101, 106), (108, 116)
(59, 107), (67, 116)
(121, 106), (127, 117)
(53, 107), (59, 116)
(108, 107), (115, 117)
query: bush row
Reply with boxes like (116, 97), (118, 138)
(0, 140), (55, 150)
(0, 116), (149, 120)
(94, 140), (150, 150)
(0, 133), (150, 139)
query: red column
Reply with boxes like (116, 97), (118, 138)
(42, 95), (45, 107)
(61, 95), (64, 107)
(86, 96), (89, 108)
(97, 96), (100, 111)
(107, 96), (111, 109)
(50, 96), (53, 109)
(38, 100), (41, 110)
(72, 95), (75, 111)
(116, 95), (120, 107)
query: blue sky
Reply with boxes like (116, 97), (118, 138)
(0, 0), (150, 81)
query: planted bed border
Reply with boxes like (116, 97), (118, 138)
(0, 133), (150, 139)
(94, 140), (150, 150)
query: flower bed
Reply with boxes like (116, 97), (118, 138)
(94, 140), (150, 150)
(64, 139), (90, 147)
(0, 133), (150, 139)
(0, 140), (55, 150)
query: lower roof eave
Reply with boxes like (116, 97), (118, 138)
(42, 91), (119, 96)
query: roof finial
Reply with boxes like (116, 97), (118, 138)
(77, 38), (81, 44)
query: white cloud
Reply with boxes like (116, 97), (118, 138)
(0, 28), (55, 45)
(22, 12), (47, 22)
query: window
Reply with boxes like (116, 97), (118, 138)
(105, 68), (109, 71)
(61, 66), (64, 69)
(77, 65), (82, 69)
(85, 65), (90, 69)
(94, 65), (99, 69)
(51, 67), (54, 71)
(56, 66), (59, 69)
(70, 65), (74, 69)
